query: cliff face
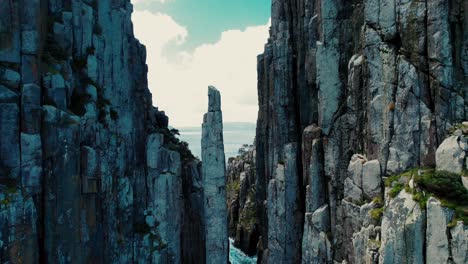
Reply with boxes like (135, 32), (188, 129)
(226, 144), (259, 256)
(255, 0), (467, 263)
(0, 0), (203, 263)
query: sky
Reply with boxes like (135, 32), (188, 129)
(131, 0), (271, 127)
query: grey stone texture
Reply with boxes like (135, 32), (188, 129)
(202, 86), (228, 264)
(0, 1), (203, 263)
(255, 0), (467, 263)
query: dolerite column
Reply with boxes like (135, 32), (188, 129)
(202, 86), (228, 263)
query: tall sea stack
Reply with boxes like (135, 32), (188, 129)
(202, 86), (228, 264)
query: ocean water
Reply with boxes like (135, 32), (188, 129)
(229, 238), (258, 264)
(179, 122), (258, 263)
(178, 122), (256, 160)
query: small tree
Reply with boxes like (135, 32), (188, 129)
(170, 128), (180, 136)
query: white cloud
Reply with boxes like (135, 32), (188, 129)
(132, 10), (270, 127)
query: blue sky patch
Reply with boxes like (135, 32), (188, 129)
(134, 0), (271, 50)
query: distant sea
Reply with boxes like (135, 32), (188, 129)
(177, 122), (256, 160)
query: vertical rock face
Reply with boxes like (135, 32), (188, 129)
(0, 1), (203, 263)
(202, 86), (228, 264)
(266, 143), (302, 263)
(379, 190), (425, 263)
(226, 144), (259, 256)
(181, 161), (206, 264)
(256, 0), (467, 263)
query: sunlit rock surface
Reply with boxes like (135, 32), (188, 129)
(255, 0), (467, 263)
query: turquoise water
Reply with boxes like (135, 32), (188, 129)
(178, 122), (256, 159)
(178, 122), (257, 263)
(229, 238), (257, 264)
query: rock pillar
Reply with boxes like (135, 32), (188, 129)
(202, 86), (228, 263)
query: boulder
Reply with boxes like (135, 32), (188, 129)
(362, 160), (382, 198)
(462, 176), (468, 191)
(436, 136), (466, 174)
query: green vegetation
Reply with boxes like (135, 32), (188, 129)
(353, 198), (368, 206)
(385, 168), (421, 198)
(389, 183), (404, 198)
(370, 207), (384, 221)
(414, 170), (468, 204)
(227, 178), (241, 194)
(166, 140), (193, 162)
(462, 169), (468, 177)
(0, 198), (9, 206)
(0, 181), (18, 206)
(369, 196), (385, 222)
(414, 170), (468, 225)
(386, 168), (468, 225)
(156, 127), (195, 163)
(412, 192), (429, 209)
(239, 190), (257, 228)
(384, 168), (420, 187)
(442, 200), (468, 227)
(367, 239), (381, 248)
(170, 128), (180, 136)
(372, 196), (383, 206)
(448, 122), (468, 136)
